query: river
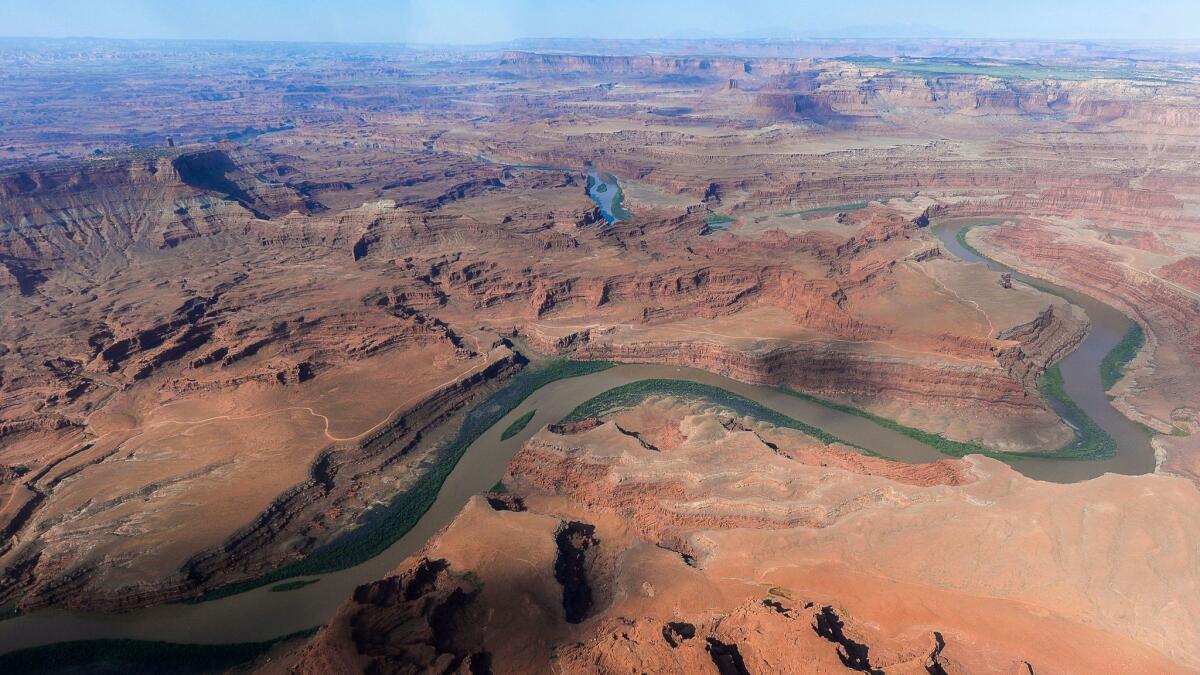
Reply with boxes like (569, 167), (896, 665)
(586, 171), (623, 222)
(932, 219), (1155, 481)
(0, 219), (1155, 654)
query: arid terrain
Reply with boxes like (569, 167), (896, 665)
(287, 398), (1200, 674)
(0, 36), (1198, 673)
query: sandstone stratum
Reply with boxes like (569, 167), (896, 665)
(0, 37), (1198, 673)
(283, 399), (1200, 674)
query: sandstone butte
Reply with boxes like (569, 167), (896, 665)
(0, 38), (1197, 673)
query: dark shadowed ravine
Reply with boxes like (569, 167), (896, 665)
(0, 220), (1155, 655)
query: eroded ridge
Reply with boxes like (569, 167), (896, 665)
(0, 39), (1198, 660)
(284, 398), (1200, 673)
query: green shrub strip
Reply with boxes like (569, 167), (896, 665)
(192, 359), (614, 602)
(559, 378), (875, 455)
(500, 410), (536, 441)
(0, 628), (319, 675)
(1100, 323), (1145, 390)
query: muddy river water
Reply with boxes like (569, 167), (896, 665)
(933, 219), (1155, 480)
(0, 220), (1155, 654)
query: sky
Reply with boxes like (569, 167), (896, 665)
(2, 0), (1200, 44)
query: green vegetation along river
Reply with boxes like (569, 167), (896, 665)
(933, 219), (1155, 480)
(0, 219), (1155, 657)
(586, 171), (630, 222)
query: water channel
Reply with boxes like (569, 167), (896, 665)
(0, 219), (1154, 654)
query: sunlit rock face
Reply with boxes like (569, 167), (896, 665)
(290, 399), (1200, 674)
(0, 40), (1198, 673)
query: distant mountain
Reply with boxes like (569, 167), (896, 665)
(656, 23), (963, 41)
(812, 24), (965, 39)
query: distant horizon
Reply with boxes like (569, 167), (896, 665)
(3, 33), (1200, 49)
(4, 1), (1200, 45)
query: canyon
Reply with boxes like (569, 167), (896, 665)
(0, 36), (1198, 673)
(284, 398), (1200, 673)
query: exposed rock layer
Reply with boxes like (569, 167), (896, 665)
(286, 399), (1199, 673)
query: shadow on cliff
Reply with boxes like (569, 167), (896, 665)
(172, 150), (269, 219)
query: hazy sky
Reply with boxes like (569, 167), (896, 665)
(3, 0), (1199, 43)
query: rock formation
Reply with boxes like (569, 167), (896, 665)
(284, 398), (1200, 673)
(0, 40), (1198, 667)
